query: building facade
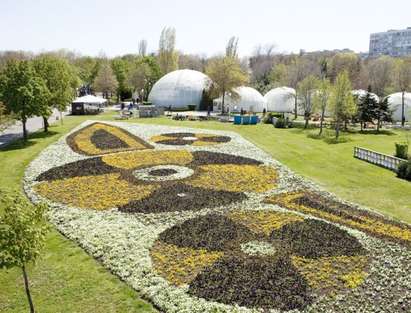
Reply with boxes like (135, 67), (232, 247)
(369, 28), (411, 57)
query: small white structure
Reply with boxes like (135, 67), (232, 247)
(387, 92), (411, 122)
(148, 69), (211, 110)
(264, 87), (296, 112)
(213, 86), (266, 113)
(352, 90), (380, 102)
(71, 95), (107, 115)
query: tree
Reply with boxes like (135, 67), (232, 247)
(33, 55), (78, 131)
(288, 58), (319, 118)
(158, 27), (178, 74)
(0, 189), (49, 313)
(329, 71), (356, 139)
(205, 56), (248, 114)
(298, 75), (319, 129)
(226, 36), (239, 58)
(374, 97), (392, 132)
(0, 60), (50, 140)
(92, 62), (119, 100)
(0, 101), (14, 132)
(111, 58), (129, 102)
(329, 53), (361, 86)
(368, 56), (395, 97)
(393, 59), (411, 126)
(356, 86), (377, 131)
(127, 61), (151, 102)
(313, 79), (332, 135)
(138, 39), (148, 57)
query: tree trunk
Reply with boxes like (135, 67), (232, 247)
(60, 111), (64, 125)
(335, 121), (340, 139)
(294, 92), (298, 119)
(42, 116), (49, 132)
(402, 90), (405, 127)
(360, 121), (363, 132)
(319, 109), (325, 135)
(304, 115), (309, 129)
(377, 117), (381, 132)
(22, 117), (28, 141)
(22, 265), (35, 313)
(221, 92), (225, 115)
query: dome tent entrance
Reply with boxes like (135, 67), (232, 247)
(148, 69), (211, 110)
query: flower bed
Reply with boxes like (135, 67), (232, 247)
(25, 121), (411, 313)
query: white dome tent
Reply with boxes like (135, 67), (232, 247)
(264, 87), (296, 113)
(148, 69), (211, 110)
(387, 92), (411, 122)
(352, 90), (380, 102)
(213, 86), (266, 113)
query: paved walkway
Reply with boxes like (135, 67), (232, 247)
(0, 109), (64, 147)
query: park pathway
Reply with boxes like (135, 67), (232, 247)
(0, 109), (64, 147)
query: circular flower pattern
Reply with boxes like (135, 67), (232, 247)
(150, 211), (369, 311)
(34, 150), (277, 213)
(151, 132), (231, 146)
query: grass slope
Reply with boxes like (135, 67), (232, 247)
(0, 114), (156, 313)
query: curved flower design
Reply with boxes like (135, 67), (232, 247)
(151, 132), (231, 146)
(150, 211), (369, 311)
(66, 122), (153, 156)
(34, 150), (277, 213)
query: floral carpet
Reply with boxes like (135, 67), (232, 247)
(24, 121), (411, 313)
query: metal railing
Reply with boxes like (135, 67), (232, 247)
(354, 146), (404, 171)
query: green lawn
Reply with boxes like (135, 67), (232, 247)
(1, 112), (410, 312)
(0, 114), (156, 313)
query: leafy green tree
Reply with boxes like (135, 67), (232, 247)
(158, 27), (178, 74)
(92, 62), (119, 100)
(0, 190), (49, 313)
(205, 56), (248, 114)
(313, 78), (332, 135)
(111, 58), (129, 102)
(127, 62), (151, 102)
(0, 60), (50, 140)
(298, 75), (320, 129)
(33, 55), (78, 131)
(0, 101), (15, 132)
(73, 56), (99, 86)
(357, 86), (377, 131)
(329, 71), (356, 139)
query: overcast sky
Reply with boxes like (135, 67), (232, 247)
(1, 0), (410, 57)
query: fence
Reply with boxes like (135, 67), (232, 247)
(354, 147), (404, 171)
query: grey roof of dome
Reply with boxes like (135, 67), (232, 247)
(387, 92), (411, 121)
(264, 87), (296, 112)
(148, 69), (211, 109)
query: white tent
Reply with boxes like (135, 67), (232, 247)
(264, 87), (296, 112)
(148, 69), (211, 110)
(213, 86), (266, 113)
(72, 95), (107, 105)
(352, 90), (379, 102)
(387, 92), (411, 122)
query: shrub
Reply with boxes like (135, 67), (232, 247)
(397, 160), (411, 181)
(274, 117), (287, 129)
(188, 105), (196, 111)
(395, 143), (409, 160)
(263, 112), (283, 124)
